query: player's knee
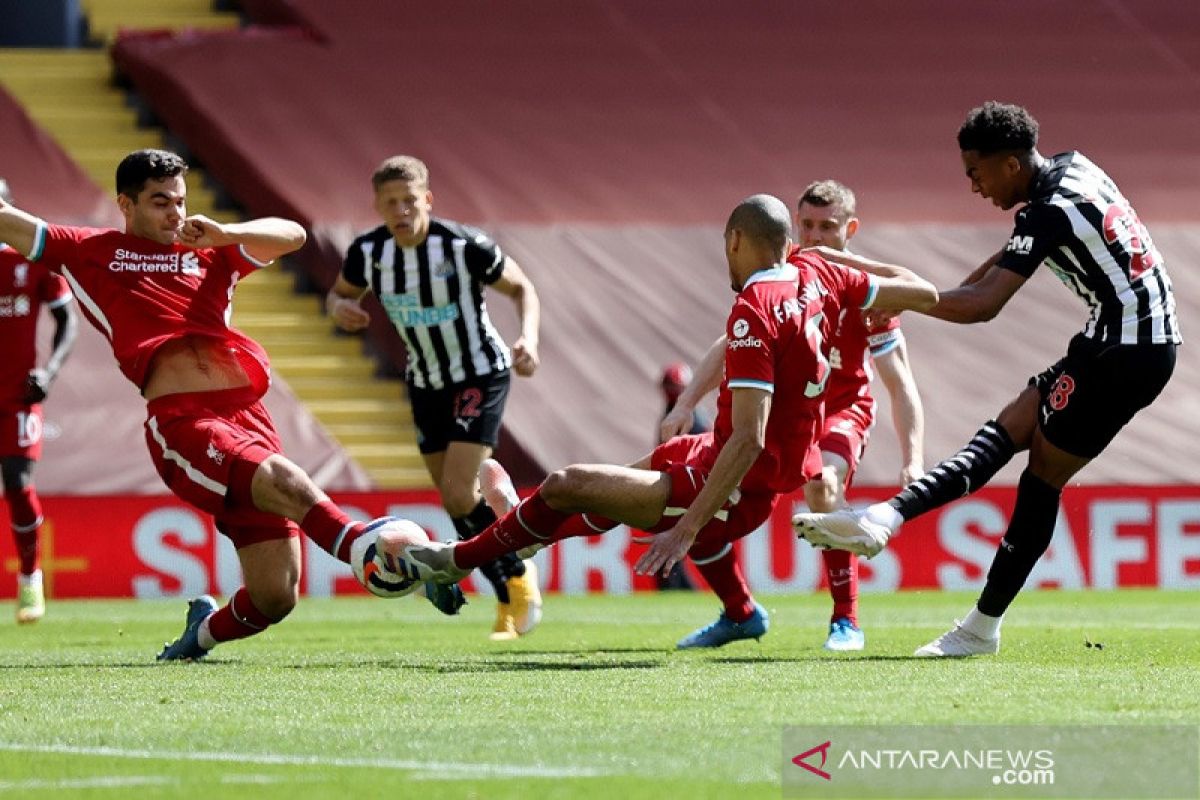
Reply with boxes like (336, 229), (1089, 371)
(439, 481), (478, 518)
(540, 467), (579, 506)
(0, 459), (33, 492)
(804, 472), (840, 512)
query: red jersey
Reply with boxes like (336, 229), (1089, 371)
(713, 254), (875, 494)
(0, 243), (72, 406)
(823, 308), (903, 423)
(31, 223), (271, 391)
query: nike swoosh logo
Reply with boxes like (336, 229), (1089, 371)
(831, 578), (851, 587)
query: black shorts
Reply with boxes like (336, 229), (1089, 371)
(1029, 335), (1176, 459)
(408, 371), (511, 455)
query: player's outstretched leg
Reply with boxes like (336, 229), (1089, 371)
(479, 459), (542, 640)
(676, 601), (769, 649)
(157, 595), (219, 661)
(792, 506), (896, 558)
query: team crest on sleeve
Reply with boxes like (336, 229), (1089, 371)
(732, 318), (750, 337)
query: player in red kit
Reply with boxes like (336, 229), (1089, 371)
(0, 178), (78, 623)
(794, 181), (924, 652)
(0, 151), (461, 660)
(397, 195), (937, 647)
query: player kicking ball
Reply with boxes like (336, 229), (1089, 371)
(0, 150), (461, 660)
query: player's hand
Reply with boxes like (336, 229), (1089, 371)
(864, 308), (901, 329)
(177, 215), (232, 249)
(635, 524), (698, 577)
(512, 337), (539, 377)
(659, 404), (693, 443)
(23, 369), (49, 403)
(899, 464), (924, 486)
(329, 296), (371, 332)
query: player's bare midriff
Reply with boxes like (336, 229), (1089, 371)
(142, 334), (253, 401)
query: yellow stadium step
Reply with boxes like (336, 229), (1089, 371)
(284, 378), (402, 402)
(356, 466), (432, 489)
(0, 42), (428, 489)
(321, 422), (417, 445)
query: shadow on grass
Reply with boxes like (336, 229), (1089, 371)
(713, 655), (936, 664)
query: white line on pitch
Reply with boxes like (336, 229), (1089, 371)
(0, 776), (173, 791)
(0, 743), (609, 779)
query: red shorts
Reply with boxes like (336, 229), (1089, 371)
(646, 433), (779, 559)
(0, 404), (43, 460)
(816, 405), (874, 489)
(144, 386), (298, 547)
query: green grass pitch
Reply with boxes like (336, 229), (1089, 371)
(0, 589), (1196, 799)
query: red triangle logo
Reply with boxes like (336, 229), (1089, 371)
(792, 740), (832, 781)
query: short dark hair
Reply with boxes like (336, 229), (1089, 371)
(798, 179), (856, 216)
(726, 194), (792, 256)
(372, 155), (429, 190)
(116, 149), (188, 199)
(958, 102), (1039, 155)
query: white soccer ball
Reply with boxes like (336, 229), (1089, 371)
(349, 516), (430, 598)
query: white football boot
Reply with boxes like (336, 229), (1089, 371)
(792, 506), (896, 558)
(914, 621), (1000, 657)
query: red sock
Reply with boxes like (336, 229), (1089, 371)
(205, 587), (279, 644)
(6, 487), (42, 575)
(693, 546), (755, 623)
(548, 512), (618, 542)
(455, 489), (569, 570)
(300, 500), (365, 562)
(823, 548), (858, 623)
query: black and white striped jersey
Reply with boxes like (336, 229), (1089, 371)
(342, 218), (512, 389)
(996, 151), (1180, 346)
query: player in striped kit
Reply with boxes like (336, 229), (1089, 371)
(794, 102), (1180, 657)
(0, 178), (78, 623)
(327, 155), (543, 640)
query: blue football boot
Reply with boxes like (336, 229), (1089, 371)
(823, 617), (865, 651)
(157, 595), (218, 661)
(676, 602), (769, 649)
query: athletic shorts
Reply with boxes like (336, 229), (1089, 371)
(646, 433), (779, 559)
(816, 404), (873, 489)
(0, 404), (42, 460)
(408, 370), (511, 455)
(1029, 335), (1177, 459)
(144, 386), (299, 547)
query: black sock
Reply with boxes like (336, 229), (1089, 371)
(890, 420), (1015, 520)
(977, 470), (1061, 617)
(451, 498), (526, 603)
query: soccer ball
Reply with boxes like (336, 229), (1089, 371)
(349, 516), (430, 598)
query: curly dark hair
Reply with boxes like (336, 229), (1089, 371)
(116, 149), (188, 199)
(957, 102), (1039, 154)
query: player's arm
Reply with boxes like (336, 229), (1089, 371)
(660, 335), (725, 442)
(873, 337), (924, 486)
(958, 249), (1004, 287)
(326, 273), (372, 332)
(177, 215), (306, 263)
(0, 199), (45, 259)
(489, 256), (541, 376)
(923, 265), (1027, 323)
(636, 386), (769, 576)
(26, 301), (79, 403)
(810, 246), (938, 313)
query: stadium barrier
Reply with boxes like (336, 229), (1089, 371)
(2, 486), (1197, 599)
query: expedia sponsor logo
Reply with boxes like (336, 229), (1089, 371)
(108, 249), (202, 275)
(1005, 235), (1034, 255)
(728, 335), (764, 350)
